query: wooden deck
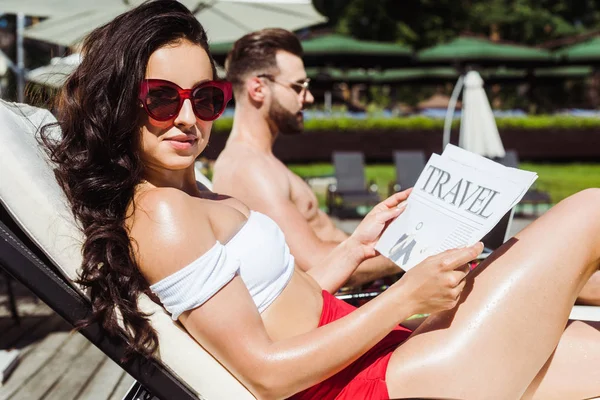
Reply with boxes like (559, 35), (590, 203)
(0, 279), (135, 400)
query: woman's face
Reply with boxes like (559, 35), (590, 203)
(139, 40), (214, 173)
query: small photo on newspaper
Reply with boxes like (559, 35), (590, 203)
(375, 144), (538, 271)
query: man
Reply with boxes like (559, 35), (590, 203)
(212, 28), (600, 305)
(212, 28), (400, 286)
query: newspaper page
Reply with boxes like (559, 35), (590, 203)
(375, 145), (537, 271)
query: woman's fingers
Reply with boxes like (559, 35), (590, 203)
(448, 269), (469, 287)
(452, 280), (467, 301)
(375, 202), (407, 224)
(436, 243), (484, 272)
(376, 188), (412, 210)
(454, 263), (471, 276)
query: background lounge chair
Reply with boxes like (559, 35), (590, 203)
(494, 150), (552, 218)
(0, 100), (256, 400)
(328, 151), (380, 218)
(478, 209), (514, 259)
(388, 150), (427, 196)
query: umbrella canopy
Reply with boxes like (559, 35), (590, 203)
(300, 34), (413, 68)
(306, 67), (457, 85)
(305, 66), (593, 89)
(211, 33), (412, 68)
(459, 71), (505, 158)
(301, 34), (411, 56)
(27, 54), (227, 89)
(1, 0), (137, 16)
(417, 37), (553, 67)
(554, 36), (600, 64)
(534, 66), (594, 78)
(27, 53), (81, 88)
(14, 1), (325, 47)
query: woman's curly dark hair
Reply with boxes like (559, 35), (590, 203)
(40, 0), (217, 359)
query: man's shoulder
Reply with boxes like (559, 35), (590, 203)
(223, 143), (287, 171)
(213, 146), (290, 195)
(215, 143), (266, 171)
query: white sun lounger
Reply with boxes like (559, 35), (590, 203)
(0, 100), (255, 400)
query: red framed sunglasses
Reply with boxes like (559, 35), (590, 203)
(139, 79), (232, 122)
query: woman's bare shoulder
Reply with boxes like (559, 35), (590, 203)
(132, 186), (209, 227)
(129, 187), (229, 283)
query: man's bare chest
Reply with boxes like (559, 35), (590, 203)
(286, 171), (319, 221)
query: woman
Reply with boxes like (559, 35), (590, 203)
(42, 1), (600, 399)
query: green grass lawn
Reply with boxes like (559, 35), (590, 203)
(520, 163), (600, 203)
(289, 162), (600, 207)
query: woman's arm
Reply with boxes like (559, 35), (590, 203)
(134, 188), (480, 400)
(186, 241), (481, 400)
(184, 276), (415, 399)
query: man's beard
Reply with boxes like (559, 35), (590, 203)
(269, 98), (303, 135)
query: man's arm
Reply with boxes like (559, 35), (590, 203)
(312, 209), (352, 243)
(225, 164), (338, 272)
(346, 255), (402, 287)
(216, 161), (401, 289)
(311, 209), (402, 286)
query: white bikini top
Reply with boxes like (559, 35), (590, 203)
(149, 211), (295, 320)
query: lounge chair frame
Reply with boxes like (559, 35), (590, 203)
(0, 207), (197, 400)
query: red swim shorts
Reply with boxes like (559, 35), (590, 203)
(289, 291), (412, 400)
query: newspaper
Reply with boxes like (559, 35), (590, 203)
(375, 144), (538, 271)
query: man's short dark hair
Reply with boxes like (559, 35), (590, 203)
(225, 28), (303, 95)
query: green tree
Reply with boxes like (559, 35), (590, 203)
(467, 0), (596, 44)
(335, 0), (400, 42)
(321, 0), (600, 48)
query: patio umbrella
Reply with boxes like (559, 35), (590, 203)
(458, 71), (505, 158)
(554, 36), (600, 65)
(300, 34), (412, 68)
(417, 36), (553, 68)
(27, 54), (227, 89)
(8, 1), (325, 47)
(26, 53), (81, 88)
(211, 33), (412, 68)
(0, 0), (137, 16)
(305, 67), (458, 86)
(533, 66), (594, 79)
(2, 1), (323, 101)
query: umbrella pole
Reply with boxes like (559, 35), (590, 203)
(324, 90), (332, 114)
(442, 74), (464, 149)
(16, 12), (25, 103)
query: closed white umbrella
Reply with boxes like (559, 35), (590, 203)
(459, 71), (506, 158)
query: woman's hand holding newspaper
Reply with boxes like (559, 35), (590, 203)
(350, 189), (412, 259)
(397, 242), (484, 315)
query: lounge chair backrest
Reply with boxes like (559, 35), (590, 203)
(495, 150), (519, 169)
(480, 209), (514, 251)
(0, 100), (255, 400)
(194, 161), (214, 190)
(393, 151), (426, 191)
(333, 151), (367, 192)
